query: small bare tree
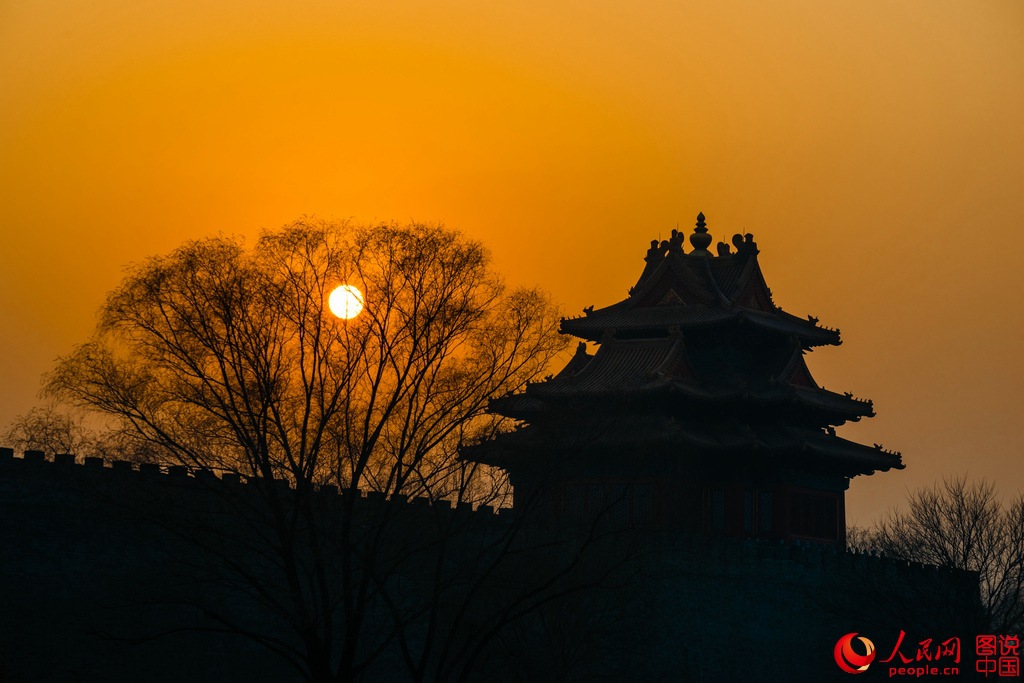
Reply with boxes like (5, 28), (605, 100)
(2, 404), (151, 461)
(3, 404), (93, 456)
(858, 477), (1024, 633)
(45, 219), (577, 682)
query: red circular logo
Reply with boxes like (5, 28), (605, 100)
(834, 632), (876, 674)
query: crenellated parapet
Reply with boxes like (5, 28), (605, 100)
(1, 445), (937, 582)
(0, 446), (514, 526)
(0, 446), (959, 591)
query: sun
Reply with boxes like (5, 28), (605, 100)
(328, 284), (364, 320)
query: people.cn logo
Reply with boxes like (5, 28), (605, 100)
(834, 632), (877, 674)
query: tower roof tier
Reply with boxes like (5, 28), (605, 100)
(560, 305), (840, 346)
(491, 337), (873, 424)
(560, 219), (839, 347)
(463, 414), (903, 478)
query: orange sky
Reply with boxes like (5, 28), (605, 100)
(2, 0), (1022, 524)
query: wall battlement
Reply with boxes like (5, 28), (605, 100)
(0, 445), (968, 582)
(0, 445), (514, 522)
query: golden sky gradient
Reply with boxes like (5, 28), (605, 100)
(2, 0), (1022, 524)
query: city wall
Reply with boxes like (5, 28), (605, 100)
(0, 449), (980, 682)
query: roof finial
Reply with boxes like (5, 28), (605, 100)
(689, 211), (712, 252)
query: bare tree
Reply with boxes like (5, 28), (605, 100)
(856, 477), (1024, 633)
(3, 404), (93, 455)
(45, 219), (576, 682)
(2, 403), (151, 461)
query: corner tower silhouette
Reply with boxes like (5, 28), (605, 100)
(463, 213), (903, 545)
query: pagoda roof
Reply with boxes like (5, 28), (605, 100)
(464, 416), (903, 477)
(560, 215), (840, 347)
(466, 213), (900, 481)
(491, 336), (873, 423)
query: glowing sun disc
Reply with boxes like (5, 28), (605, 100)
(328, 285), (364, 319)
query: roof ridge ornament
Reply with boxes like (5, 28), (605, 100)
(689, 212), (712, 253)
(669, 228), (685, 254)
(732, 232), (759, 256)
